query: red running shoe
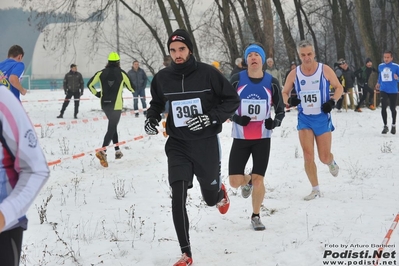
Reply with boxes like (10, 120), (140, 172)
(216, 184), (230, 214)
(173, 253), (193, 266)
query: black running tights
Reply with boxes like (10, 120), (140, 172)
(171, 180), (224, 257)
(380, 92), (397, 126)
(102, 109), (122, 151)
(0, 227), (23, 266)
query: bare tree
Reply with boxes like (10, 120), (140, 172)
(272, 0), (297, 64)
(215, 0), (240, 66)
(354, 0), (379, 65)
(237, 0), (265, 45)
(293, 0), (305, 40)
(329, 0), (346, 60)
(339, 0), (362, 68)
(261, 0), (274, 59)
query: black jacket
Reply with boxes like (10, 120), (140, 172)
(147, 56), (240, 140)
(341, 67), (355, 89)
(63, 71), (84, 93)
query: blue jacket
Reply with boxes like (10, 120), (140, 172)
(378, 62), (399, 93)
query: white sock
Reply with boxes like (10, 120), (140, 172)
(312, 185), (320, 191)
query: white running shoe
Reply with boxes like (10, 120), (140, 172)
(251, 216), (266, 231)
(328, 160), (339, 177)
(241, 181), (253, 198)
(303, 190), (321, 201)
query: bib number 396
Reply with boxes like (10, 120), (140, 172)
(172, 98), (203, 127)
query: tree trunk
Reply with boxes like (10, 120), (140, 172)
(156, 0), (173, 36)
(244, 0), (265, 45)
(353, 0), (379, 65)
(167, 0), (186, 29)
(293, 0), (305, 40)
(378, 0), (387, 52)
(298, 4), (320, 62)
(272, 0), (296, 64)
(215, 0), (240, 66)
(177, 0), (201, 61)
(261, 0), (274, 59)
(339, 0), (362, 68)
(393, 0), (399, 57)
(330, 0), (346, 60)
(229, 0), (245, 51)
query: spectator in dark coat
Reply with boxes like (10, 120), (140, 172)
(57, 64), (84, 119)
(128, 60), (148, 117)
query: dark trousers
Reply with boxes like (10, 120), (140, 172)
(380, 92), (398, 125)
(357, 83), (374, 108)
(171, 180), (224, 257)
(0, 227), (23, 266)
(167, 136), (224, 257)
(60, 90), (81, 115)
(133, 89), (147, 111)
(102, 108), (122, 151)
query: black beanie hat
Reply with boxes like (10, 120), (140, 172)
(365, 58), (372, 64)
(167, 29), (193, 52)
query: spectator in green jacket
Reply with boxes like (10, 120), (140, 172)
(354, 58), (378, 112)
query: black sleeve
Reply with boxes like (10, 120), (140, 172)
(271, 77), (285, 126)
(146, 73), (164, 121)
(230, 73), (240, 89)
(207, 69), (240, 124)
(79, 73), (84, 90)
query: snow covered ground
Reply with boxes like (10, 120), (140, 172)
(19, 89), (398, 266)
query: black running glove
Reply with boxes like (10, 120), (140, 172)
(186, 114), (211, 131)
(321, 99), (335, 113)
(144, 118), (159, 135)
(288, 97), (301, 106)
(264, 118), (275, 130)
(231, 114), (251, 126)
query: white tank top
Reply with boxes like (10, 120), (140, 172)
(295, 63), (330, 115)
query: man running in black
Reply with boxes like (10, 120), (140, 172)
(144, 29), (240, 266)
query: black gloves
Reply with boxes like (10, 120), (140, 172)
(264, 118), (275, 130)
(321, 99), (335, 113)
(264, 118), (282, 130)
(80, 90), (84, 96)
(144, 118), (159, 135)
(288, 97), (301, 106)
(186, 114), (211, 131)
(231, 114), (251, 126)
(64, 90), (67, 95)
(95, 91), (101, 98)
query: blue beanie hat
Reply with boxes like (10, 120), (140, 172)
(244, 44), (266, 65)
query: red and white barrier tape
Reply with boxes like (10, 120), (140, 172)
(373, 213), (399, 265)
(47, 134), (146, 166)
(22, 96), (152, 103)
(34, 110), (142, 128)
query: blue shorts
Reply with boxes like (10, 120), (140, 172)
(297, 112), (335, 136)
